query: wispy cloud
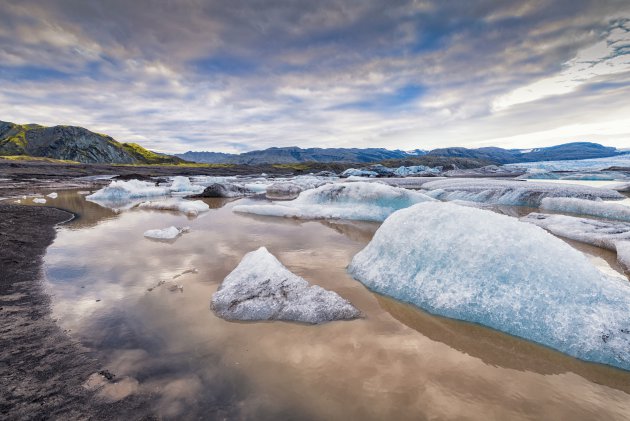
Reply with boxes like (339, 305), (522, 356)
(0, 0), (628, 153)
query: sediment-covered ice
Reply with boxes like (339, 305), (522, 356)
(192, 182), (254, 198)
(265, 182), (303, 200)
(137, 199), (210, 216)
(211, 247), (361, 324)
(143, 226), (190, 240)
(348, 202), (630, 370)
(540, 197), (630, 222)
(606, 182), (630, 193)
(422, 178), (623, 206)
(233, 182), (435, 222)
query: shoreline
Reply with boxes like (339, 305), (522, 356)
(0, 202), (153, 419)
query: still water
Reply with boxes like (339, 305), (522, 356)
(35, 190), (630, 420)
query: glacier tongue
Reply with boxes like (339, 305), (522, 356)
(348, 202), (630, 370)
(211, 247), (361, 324)
(233, 181), (435, 222)
(422, 178), (623, 206)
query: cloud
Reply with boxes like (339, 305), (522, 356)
(0, 0), (628, 153)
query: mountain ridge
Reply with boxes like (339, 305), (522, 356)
(0, 120), (183, 165)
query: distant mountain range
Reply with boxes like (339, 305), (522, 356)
(176, 147), (423, 165)
(178, 142), (622, 165)
(0, 119), (623, 166)
(0, 120), (183, 165)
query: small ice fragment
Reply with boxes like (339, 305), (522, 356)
(33, 198), (46, 204)
(137, 199), (209, 216)
(47, 192), (58, 198)
(143, 226), (189, 240)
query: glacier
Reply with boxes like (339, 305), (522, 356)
(422, 178), (623, 206)
(504, 153), (630, 172)
(521, 212), (630, 272)
(211, 247), (361, 324)
(348, 202), (630, 370)
(540, 197), (630, 222)
(233, 181), (435, 222)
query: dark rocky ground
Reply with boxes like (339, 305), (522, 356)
(0, 204), (155, 420)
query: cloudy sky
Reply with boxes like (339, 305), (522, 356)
(1, 0), (629, 154)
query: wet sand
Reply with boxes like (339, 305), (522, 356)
(0, 203), (156, 420)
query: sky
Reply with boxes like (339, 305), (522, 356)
(0, 0), (629, 154)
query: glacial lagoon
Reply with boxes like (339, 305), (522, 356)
(25, 182), (630, 420)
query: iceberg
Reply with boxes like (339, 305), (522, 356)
(137, 199), (210, 216)
(540, 197), (630, 222)
(211, 247), (361, 324)
(444, 165), (525, 178)
(606, 182), (630, 193)
(143, 226), (190, 240)
(233, 182), (435, 222)
(169, 176), (205, 195)
(86, 179), (168, 202)
(191, 182), (254, 198)
(393, 165), (442, 177)
(422, 178), (623, 206)
(348, 202), (630, 370)
(341, 168), (378, 178)
(521, 212), (630, 272)
(265, 182), (303, 200)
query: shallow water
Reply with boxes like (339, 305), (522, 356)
(31, 189), (630, 419)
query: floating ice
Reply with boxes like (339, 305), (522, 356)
(169, 176), (205, 195)
(265, 182), (303, 200)
(233, 182), (435, 222)
(606, 182), (630, 193)
(47, 192), (58, 199)
(143, 226), (190, 240)
(444, 165), (525, 178)
(211, 247), (361, 324)
(192, 183), (254, 198)
(341, 168), (378, 178)
(33, 198), (46, 204)
(521, 212), (630, 272)
(348, 202), (630, 370)
(369, 177), (445, 189)
(87, 179), (168, 201)
(540, 197), (630, 222)
(137, 199), (210, 216)
(422, 178), (623, 206)
(393, 165), (442, 177)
